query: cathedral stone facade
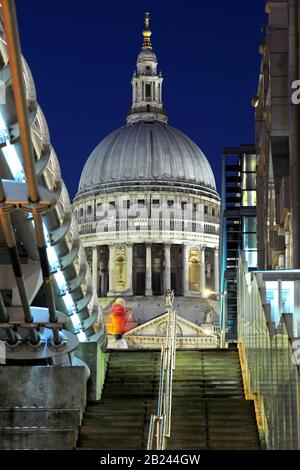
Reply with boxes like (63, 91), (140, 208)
(73, 13), (220, 299)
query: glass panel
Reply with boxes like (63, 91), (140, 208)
(241, 153), (256, 172)
(266, 281), (279, 324)
(237, 259), (300, 450)
(243, 216), (257, 233)
(281, 281), (294, 314)
(242, 190), (256, 207)
(241, 172), (256, 191)
(244, 249), (257, 268)
(243, 233), (257, 250)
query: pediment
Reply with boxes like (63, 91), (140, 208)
(124, 312), (218, 338)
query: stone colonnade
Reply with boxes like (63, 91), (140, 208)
(89, 243), (219, 298)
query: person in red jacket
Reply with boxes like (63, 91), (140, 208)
(111, 298), (127, 344)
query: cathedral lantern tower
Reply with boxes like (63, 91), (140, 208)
(128, 13), (167, 125)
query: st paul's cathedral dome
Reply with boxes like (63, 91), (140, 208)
(74, 13), (220, 306)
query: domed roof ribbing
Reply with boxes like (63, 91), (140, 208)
(78, 121), (216, 193)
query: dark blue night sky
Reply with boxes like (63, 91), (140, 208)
(16, 0), (266, 198)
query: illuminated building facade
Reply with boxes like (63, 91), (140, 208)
(220, 145), (257, 343)
(73, 14), (220, 301)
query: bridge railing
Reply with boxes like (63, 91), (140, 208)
(237, 255), (300, 449)
(147, 289), (177, 450)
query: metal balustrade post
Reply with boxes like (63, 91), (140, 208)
(147, 414), (155, 450)
(0, 292), (17, 345)
(157, 345), (165, 416)
(0, 181), (18, 345)
(0, 212), (39, 345)
(33, 213), (60, 345)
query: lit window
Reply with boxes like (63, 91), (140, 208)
(242, 190), (256, 207)
(265, 281), (279, 324)
(2, 142), (26, 182)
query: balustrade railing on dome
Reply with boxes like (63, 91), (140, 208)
(78, 217), (219, 236)
(147, 289), (177, 450)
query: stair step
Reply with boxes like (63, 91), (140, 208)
(0, 427), (77, 450)
(76, 350), (260, 451)
(0, 408), (80, 428)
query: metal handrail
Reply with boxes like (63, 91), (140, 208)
(147, 289), (176, 450)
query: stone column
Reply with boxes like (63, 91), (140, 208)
(183, 244), (189, 296)
(100, 266), (105, 296)
(285, 230), (291, 269)
(145, 244), (153, 296)
(107, 245), (115, 297)
(103, 269), (108, 296)
(200, 246), (206, 295)
(163, 244), (171, 293)
(214, 248), (219, 294)
(92, 246), (98, 296)
(99, 251), (107, 296)
(127, 243), (134, 296)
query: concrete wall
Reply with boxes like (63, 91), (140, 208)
(0, 365), (88, 449)
(76, 341), (109, 401)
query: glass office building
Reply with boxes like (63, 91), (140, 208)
(220, 145), (257, 343)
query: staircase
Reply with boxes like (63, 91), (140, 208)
(77, 350), (260, 450)
(168, 350), (260, 450)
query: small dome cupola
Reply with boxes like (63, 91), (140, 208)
(127, 12), (168, 125)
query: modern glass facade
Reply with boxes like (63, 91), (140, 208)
(238, 258), (300, 449)
(220, 146), (257, 343)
